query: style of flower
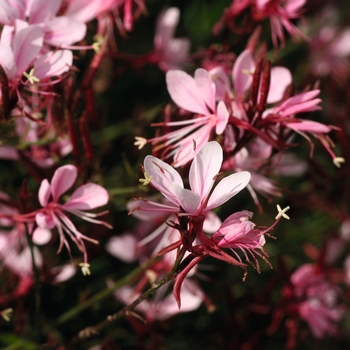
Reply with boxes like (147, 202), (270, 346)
(139, 69), (229, 167)
(34, 165), (110, 268)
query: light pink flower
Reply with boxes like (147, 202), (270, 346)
(138, 141), (250, 216)
(34, 165), (110, 264)
(145, 69), (229, 167)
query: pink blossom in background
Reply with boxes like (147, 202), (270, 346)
(253, 0), (307, 47)
(309, 25), (350, 81)
(151, 7), (191, 71)
(289, 264), (343, 338)
(34, 165), (110, 265)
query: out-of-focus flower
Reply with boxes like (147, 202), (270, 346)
(288, 264), (343, 338)
(150, 7), (191, 71)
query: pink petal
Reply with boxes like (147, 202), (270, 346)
(284, 0), (306, 14)
(274, 90), (320, 114)
(0, 0), (24, 25)
(43, 17), (86, 46)
(194, 68), (216, 113)
(207, 171), (251, 210)
(28, 0), (61, 24)
(189, 141), (222, 205)
(34, 49), (72, 79)
(0, 44), (16, 79)
(144, 155), (184, 206)
(106, 234), (138, 263)
(286, 120), (331, 134)
(203, 211), (222, 233)
(232, 49), (255, 99)
(210, 66), (232, 101)
(65, 0), (115, 22)
(12, 22), (43, 74)
(51, 165), (77, 202)
(155, 7), (180, 51)
(38, 179), (51, 207)
(52, 264), (76, 283)
(32, 227), (52, 245)
(173, 184), (200, 213)
(215, 101), (229, 134)
(267, 67), (292, 104)
(64, 183), (109, 210)
(166, 70), (210, 115)
(35, 212), (55, 229)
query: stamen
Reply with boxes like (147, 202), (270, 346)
(23, 69), (40, 84)
(134, 136), (147, 149)
(333, 157), (345, 168)
(139, 172), (153, 186)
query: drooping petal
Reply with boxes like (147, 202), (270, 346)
(38, 178), (51, 207)
(210, 66), (232, 101)
(32, 227), (52, 245)
(232, 49), (255, 100)
(203, 211), (222, 233)
(286, 120), (332, 134)
(144, 155), (184, 206)
(64, 183), (109, 210)
(207, 171), (251, 210)
(194, 68), (216, 113)
(50, 165), (77, 202)
(189, 141), (222, 205)
(166, 70), (210, 115)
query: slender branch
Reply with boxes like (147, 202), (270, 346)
(24, 223), (41, 341)
(56, 255), (161, 325)
(77, 248), (186, 339)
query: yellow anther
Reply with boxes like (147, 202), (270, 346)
(139, 172), (153, 186)
(1, 308), (13, 322)
(79, 263), (91, 276)
(333, 157), (345, 168)
(23, 69), (40, 84)
(134, 136), (147, 150)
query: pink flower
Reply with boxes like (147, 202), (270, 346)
(253, 0), (307, 47)
(289, 264), (343, 338)
(152, 7), (191, 71)
(138, 141), (250, 216)
(212, 210), (268, 270)
(144, 69), (229, 167)
(34, 165), (110, 265)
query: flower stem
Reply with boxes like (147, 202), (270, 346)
(77, 248), (186, 339)
(56, 255), (161, 325)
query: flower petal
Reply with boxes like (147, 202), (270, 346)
(194, 68), (216, 112)
(51, 165), (77, 202)
(38, 178), (51, 207)
(63, 183), (108, 210)
(144, 155), (184, 206)
(232, 49), (255, 99)
(189, 141), (222, 206)
(166, 70), (210, 115)
(207, 171), (251, 210)
(173, 184), (200, 213)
